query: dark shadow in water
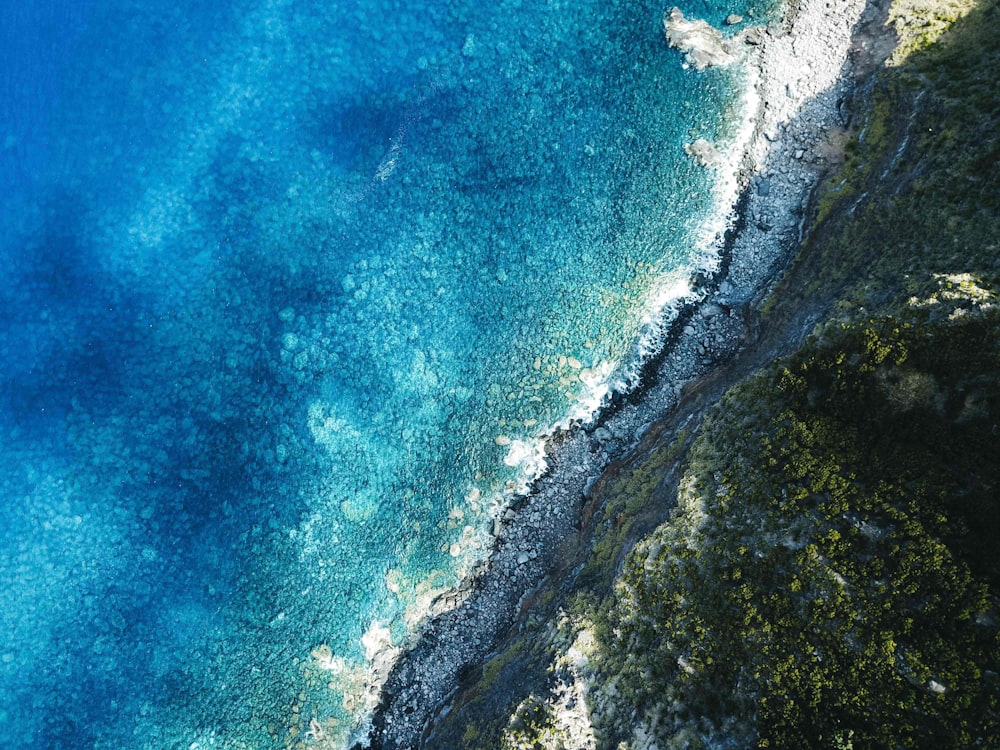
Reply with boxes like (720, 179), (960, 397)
(0, 191), (143, 438)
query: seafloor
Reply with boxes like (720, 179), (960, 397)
(0, 1), (779, 748)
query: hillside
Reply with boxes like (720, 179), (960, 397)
(425, 1), (1000, 748)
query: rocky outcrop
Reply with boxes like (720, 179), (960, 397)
(684, 138), (724, 168)
(663, 7), (737, 69)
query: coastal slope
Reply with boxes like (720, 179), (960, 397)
(418, 0), (1000, 747)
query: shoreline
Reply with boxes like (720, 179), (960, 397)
(359, 0), (888, 746)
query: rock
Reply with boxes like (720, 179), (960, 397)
(592, 427), (613, 442)
(741, 26), (765, 45)
(757, 177), (771, 196)
(702, 303), (724, 318)
(684, 138), (724, 168)
(664, 8), (736, 70)
(718, 281), (734, 296)
(725, 14), (744, 25)
(516, 552), (530, 565)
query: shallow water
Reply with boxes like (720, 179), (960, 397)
(1, 0), (775, 746)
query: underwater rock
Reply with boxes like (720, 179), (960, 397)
(664, 8), (736, 69)
(684, 138), (724, 168)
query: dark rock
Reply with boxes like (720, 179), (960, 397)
(742, 26), (765, 45)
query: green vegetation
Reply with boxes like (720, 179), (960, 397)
(772, 0), (1000, 321)
(593, 4), (1000, 745)
(889, 0), (979, 63)
(605, 315), (1000, 747)
(580, 426), (691, 589)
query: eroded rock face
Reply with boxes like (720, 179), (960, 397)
(664, 7), (736, 69)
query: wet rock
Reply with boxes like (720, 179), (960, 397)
(592, 427), (613, 442)
(726, 14), (744, 25)
(664, 8), (736, 69)
(741, 26), (765, 45)
(684, 138), (724, 168)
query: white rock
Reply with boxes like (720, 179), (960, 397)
(684, 138), (724, 168)
(664, 8), (736, 70)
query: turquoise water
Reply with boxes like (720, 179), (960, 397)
(0, 0), (776, 747)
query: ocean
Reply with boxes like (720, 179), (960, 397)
(0, 0), (776, 746)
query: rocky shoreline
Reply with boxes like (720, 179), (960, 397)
(359, 1), (893, 747)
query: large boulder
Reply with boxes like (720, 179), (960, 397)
(664, 7), (736, 69)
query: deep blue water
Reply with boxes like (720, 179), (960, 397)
(1, 0), (776, 746)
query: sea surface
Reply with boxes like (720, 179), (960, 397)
(0, 0), (776, 747)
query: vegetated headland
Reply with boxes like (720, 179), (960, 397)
(363, 0), (1000, 747)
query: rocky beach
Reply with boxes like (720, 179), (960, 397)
(361, 0), (899, 747)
